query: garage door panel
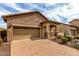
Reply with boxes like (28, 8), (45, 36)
(13, 27), (40, 39)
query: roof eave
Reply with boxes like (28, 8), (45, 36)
(2, 11), (49, 22)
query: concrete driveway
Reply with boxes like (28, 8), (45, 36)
(11, 39), (79, 56)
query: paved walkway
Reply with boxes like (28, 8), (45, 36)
(11, 39), (79, 56)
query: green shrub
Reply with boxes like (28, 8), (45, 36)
(61, 36), (72, 44)
(57, 33), (72, 44)
(74, 35), (79, 39)
(0, 39), (2, 46)
(65, 36), (72, 41)
(61, 37), (69, 44)
(75, 43), (79, 49)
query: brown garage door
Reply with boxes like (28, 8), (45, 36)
(13, 27), (40, 40)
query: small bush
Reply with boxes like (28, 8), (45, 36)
(57, 33), (72, 44)
(0, 39), (3, 46)
(75, 43), (79, 49)
(61, 37), (69, 44)
(61, 36), (72, 44)
(74, 35), (79, 39)
(65, 36), (72, 41)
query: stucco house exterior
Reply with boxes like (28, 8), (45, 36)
(2, 11), (79, 42)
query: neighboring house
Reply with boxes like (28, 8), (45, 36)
(69, 19), (79, 36)
(2, 11), (79, 41)
(0, 28), (3, 40)
(0, 28), (7, 42)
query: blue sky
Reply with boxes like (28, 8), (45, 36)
(0, 3), (79, 29)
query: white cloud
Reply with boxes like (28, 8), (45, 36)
(1, 3), (79, 28)
(0, 8), (12, 15)
(43, 3), (79, 23)
(0, 11), (12, 15)
(5, 3), (25, 11)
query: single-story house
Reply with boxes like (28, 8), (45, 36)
(2, 11), (79, 42)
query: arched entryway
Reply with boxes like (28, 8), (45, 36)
(41, 22), (57, 39)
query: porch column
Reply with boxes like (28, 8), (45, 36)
(55, 25), (57, 37)
(46, 23), (50, 39)
(69, 29), (72, 36)
(7, 25), (13, 42)
(77, 27), (79, 35)
(41, 26), (44, 38)
(40, 26), (42, 38)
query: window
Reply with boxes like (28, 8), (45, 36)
(71, 29), (77, 36)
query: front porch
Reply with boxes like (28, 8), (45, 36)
(40, 22), (58, 39)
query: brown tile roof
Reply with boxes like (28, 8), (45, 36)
(41, 20), (78, 28)
(2, 11), (77, 28)
(2, 11), (48, 22)
(2, 11), (48, 28)
(69, 19), (79, 23)
(2, 11), (37, 19)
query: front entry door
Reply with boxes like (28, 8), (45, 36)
(50, 25), (56, 37)
(43, 26), (47, 39)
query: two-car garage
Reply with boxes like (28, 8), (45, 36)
(2, 11), (47, 41)
(13, 27), (40, 40)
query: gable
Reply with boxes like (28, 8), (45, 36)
(70, 19), (79, 27)
(2, 12), (47, 28)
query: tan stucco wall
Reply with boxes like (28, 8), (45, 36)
(13, 27), (40, 40)
(7, 13), (46, 28)
(57, 24), (71, 35)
